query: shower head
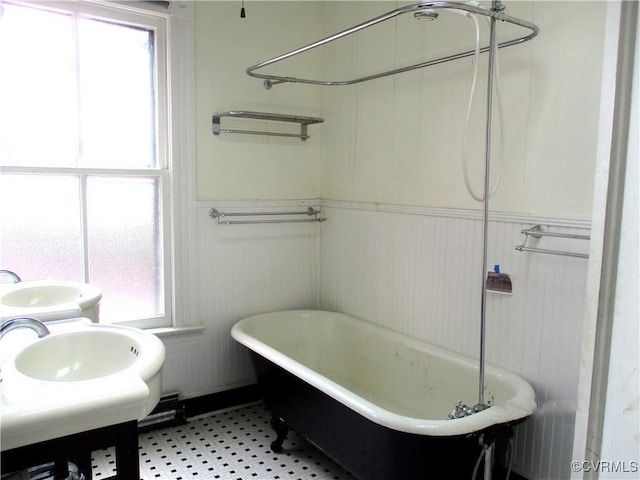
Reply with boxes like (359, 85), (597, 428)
(415, 1), (485, 21)
(414, 9), (439, 21)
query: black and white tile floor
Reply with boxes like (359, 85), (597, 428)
(92, 403), (353, 480)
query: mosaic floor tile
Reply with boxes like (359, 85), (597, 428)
(92, 403), (353, 480)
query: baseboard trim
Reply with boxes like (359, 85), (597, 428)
(140, 385), (261, 432)
(183, 384), (262, 419)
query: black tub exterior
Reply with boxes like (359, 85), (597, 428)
(250, 352), (515, 480)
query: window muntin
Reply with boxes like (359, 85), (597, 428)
(0, 1), (171, 327)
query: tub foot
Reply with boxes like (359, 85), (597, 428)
(270, 416), (289, 452)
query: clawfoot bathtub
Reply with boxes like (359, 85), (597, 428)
(232, 310), (536, 479)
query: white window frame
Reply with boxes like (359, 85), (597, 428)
(0, 0), (196, 329)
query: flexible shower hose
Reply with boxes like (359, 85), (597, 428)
(462, 12), (505, 202)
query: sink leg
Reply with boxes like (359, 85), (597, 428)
(54, 458), (70, 479)
(115, 421), (140, 480)
(74, 451), (93, 480)
(0, 421), (139, 480)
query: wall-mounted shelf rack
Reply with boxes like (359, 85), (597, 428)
(515, 225), (590, 259)
(212, 111), (324, 141)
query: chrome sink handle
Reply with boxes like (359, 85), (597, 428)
(0, 270), (21, 283)
(0, 317), (50, 340)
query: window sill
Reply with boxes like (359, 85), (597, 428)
(147, 325), (205, 338)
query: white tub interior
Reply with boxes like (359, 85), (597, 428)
(232, 310), (536, 436)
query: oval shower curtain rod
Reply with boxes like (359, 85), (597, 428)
(246, 1), (539, 88)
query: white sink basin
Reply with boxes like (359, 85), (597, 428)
(0, 280), (102, 322)
(16, 330), (147, 382)
(3, 284), (90, 307)
(0, 319), (165, 451)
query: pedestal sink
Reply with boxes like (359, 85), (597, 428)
(0, 318), (165, 451)
(0, 280), (102, 322)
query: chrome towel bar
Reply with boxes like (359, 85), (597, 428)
(515, 225), (590, 259)
(515, 246), (589, 259)
(209, 207), (326, 225)
(519, 225), (590, 241)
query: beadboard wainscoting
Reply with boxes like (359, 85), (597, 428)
(164, 199), (589, 480)
(318, 202), (590, 480)
(161, 201), (322, 398)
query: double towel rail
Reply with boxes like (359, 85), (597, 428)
(212, 111), (324, 141)
(515, 225), (590, 259)
(209, 207), (326, 225)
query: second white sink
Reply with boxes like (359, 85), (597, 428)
(0, 280), (102, 322)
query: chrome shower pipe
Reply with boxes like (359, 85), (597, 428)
(478, 0), (501, 412)
(479, 4), (502, 480)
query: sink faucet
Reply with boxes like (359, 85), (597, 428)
(0, 270), (21, 283)
(0, 317), (50, 340)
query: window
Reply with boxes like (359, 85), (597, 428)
(0, 0), (181, 328)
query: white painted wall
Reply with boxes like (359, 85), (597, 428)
(572, 2), (640, 477)
(195, 1), (325, 201)
(158, 2), (619, 479)
(320, 1), (605, 217)
(194, 1), (606, 215)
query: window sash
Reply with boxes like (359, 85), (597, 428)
(1, 166), (173, 329)
(0, 0), (173, 328)
(0, 0), (169, 171)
